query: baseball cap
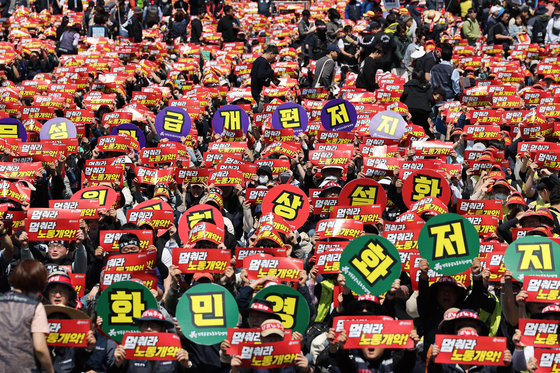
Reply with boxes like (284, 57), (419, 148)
(327, 44), (341, 53)
(132, 309), (174, 329)
(261, 319), (285, 338)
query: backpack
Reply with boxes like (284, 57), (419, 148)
(486, 22), (504, 45)
(531, 17), (546, 44)
(145, 5), (159, 25)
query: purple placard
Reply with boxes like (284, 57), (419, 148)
(320, 99), (357, 132)
(212, 105), (250, 135)
(368, 110), (407, 140)
(110, 123), (146, 149)
(40, 118), (76, 140)
(271, 102), (308, 136)
(0, 118), (27, 142)
(154, 107), (192, 142)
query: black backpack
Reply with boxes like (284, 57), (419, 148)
(486, 22), (504, 45)
(532, 17), (546, 44)
(145, 5), (159, 25)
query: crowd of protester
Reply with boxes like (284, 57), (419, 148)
(0, 0), (560, 372)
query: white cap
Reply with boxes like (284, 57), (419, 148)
(490, 6), (502, 14)
(411, 47), (426, 59)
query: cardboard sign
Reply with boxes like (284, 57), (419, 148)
(368, 110), (407, 140)
(252, 284), (310, 333)
(49, 199), (101, 219)
(237, 339), (301, 369)
(342, 318), (414, 349)
(172, 249), (230, 273)
(96, 280), (158, 344)
(338, 178), (387, 209)
(0, 162), (41, 182)
(434, 335), (506, 366)
(271, 102), (308, 135)
(234, 247), (287, 268)
(523, 276), (560, 303)
(320, 99), (357, 132)
(100, 269), (157, 291)
(316, 130), (354, 144)
(316, 247), (344, 275)
(105, 251), (157, 271)
(84, 165), (124, 185)
(99, 230), (153, 252)
(402, 170), (451, 209)
(244, 254), (303, 281)
(464, 215), (499, 238)
(154, 106), (192, 142)
(122, 333), (181, 360)
(176, 168), (210, 185)
(135, 167), (175, 185)
(418, 213), (479, 275)
(308, 149), (350, 170)
(46, 319), (90, 347)
(40, 118), (76, 140)
(225, 328), (293, 354)
(262, 184), (309, 230)
(24, 209), (81, 241)
(340, 234), (401, 296)
(519, 319), (559, 348)
(245, 188), (269, 205)
(176, 283), (239, 345)
(212, 105), (250, 135)
(504, 237), (560, 281)
(457, 199), (503, 220)
(463, 125), (501, 140)
(139, 147), (178, 166)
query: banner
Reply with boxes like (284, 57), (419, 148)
(244, 254), (303, 281)
(126, 209), (173, 229)
(457, 199), (503, 220)
(176, 283), (239, 345)
(172, 249), (230, 273)
(237, 339), (301, 369)
(122, 332), (181, 360)
(46, 319), (90, 347)
(435, 335), (506, 366)
(519, 319), (559, 348)
(316, 247), (344, 274)
(100, 230), (153, 252)
(534, 349), (560, 372)
(341, 318), (414, 349)
(25, 209), (81, 241)
(105, 251), (157, 271)
(523, 276), (560, 303)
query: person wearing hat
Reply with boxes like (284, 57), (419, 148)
(489, 8), (515, 50)
(127, 6), (144, 42)
(403, 27), (427, 78)
(430, 310), (513, 371)
(113, 309), (192, 371)
(417, 257), (487, 359)
(253, 165), (273, 186)
(311, 44), (339, 93)
(319, 182), (342, 198)
(546, 3), (560, 42)
(230, 319), (310, 373)
(43, 270), (79, 308)
(326, 313), (420, 373)
(528, 3), (550, 43)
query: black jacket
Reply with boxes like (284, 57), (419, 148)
(190, 18), (203, 44)
(128, 15), (143, 43)
(400, 80), (432, 112)
(250, 56), (274, 101)
(355, 55), (378, 92)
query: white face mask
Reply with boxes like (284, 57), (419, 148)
(258, 175), (269, 185)
(492, 192), (508, 202)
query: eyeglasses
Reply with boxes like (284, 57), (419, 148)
(49, 286), (70, 296)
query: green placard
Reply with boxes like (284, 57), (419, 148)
(504, 236), (560, 281)
(96, 280), (158, 344)
(340, 234), (401, 296)
(252, 284), (310, 334)
(176, 283), (239, 345)
(418, 213), (479, 275)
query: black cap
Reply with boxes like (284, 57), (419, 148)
(257, 165), (273, 179)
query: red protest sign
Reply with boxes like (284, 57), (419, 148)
(70, 273), (86, 297)
(0, 162), (41, 182)
(316, 219), (363, 240)
(478, 242), (507, 281)
(244, 254), (303, 281)
(463, 125), (501, 141)
(84, 164), (124, 185)
(46, 319), (90, 347)
(330, 204), (383, 225)
(534, 349), (560, 372)
(411, 141), (453, 157)
(435, 335), (506, 366)
(245, 188), (269, 205)
(49, 199), (100, 219)
(25, 208), (81, 241)
(71, 186), (118, 209)
(262, 184), (309, 230)
(139, 147), (178, 166)
(409, 253), (471, 291)
(523, 276), (560, 303)
(402, 170), (450, 209)
(338, 178), (387, 209)
(457, 199), (503, 220)
(172, 249), (230, 273)
(234, 247), (287, 268)
(315, 241), (349, 255)
(341, 318), (414, 349)
(225, 328), (293, 355)
(99, 230), (153, 252)
(126, 209), (173, 229)
(105, 251), (157, 271)
(311, 197), (338, 215)
(237, 339), (301, 369)
(519, 319), (559, 348)
(464, 215), (499, 238)
(175, 168), (211, 185)
(316, 247), (343, 274)
(122, 333), (181, 360)
(209, 169), (244, 186)
(135, 166), (175, 185)
(97, 135), (130, 153)
(100, 269), (157, 291)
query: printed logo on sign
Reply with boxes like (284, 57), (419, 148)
(108, 290), (147, 325)
(350, 239), (396, 286)
(278, 108), (300, 128)
(188, 292), (226, 328)
(412, 175), (442, 201)
(118, 129), (139, 141)
(515, 242), (554, 272)
(272, 191), (303, 221)
(327, 103), (350, 128)
(428, 220), (468, 261)
(375, 115), (399, 136)
(186, 209), (214, 229)
(221, 110), (241, 131)
(48, 121), (69, 139)
(163, 111), (185, 133)
(264, 294), (298, 329)
(349, 185), (378, 205)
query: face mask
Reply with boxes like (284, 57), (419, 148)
(258, 175), (269, 185)
(492, 192), (508, 201)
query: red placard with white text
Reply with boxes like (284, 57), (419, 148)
(434, 335), (506, 366)
(519, 319), (559, 348)
(534, 349), (560, 372)
(99, 230), (153, 252)
(105, 251), (157, 271)
(244, 254), (303, 281)
(172, 249), (230, 273)
(234, 247), (287, 268)
(523, 276), (560, 303)
(122, 332), (181, 360)
(341, 318), (414, 349)
(237, 339), (301, 369)
(46, 319), (90, 347)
